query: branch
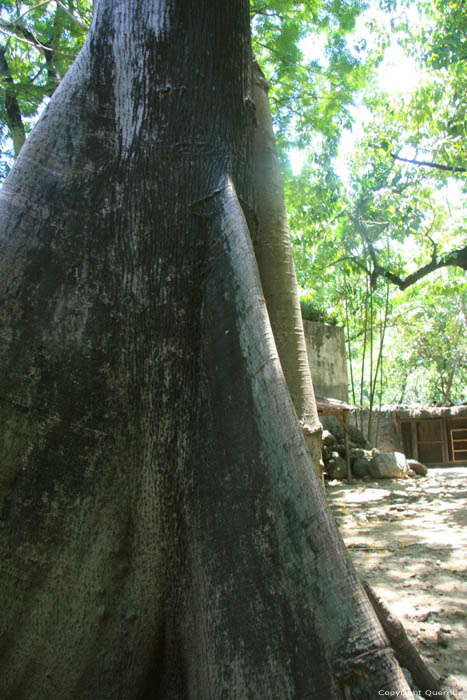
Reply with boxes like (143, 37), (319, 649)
(329, 256), (371, 276)
(0, 23), (52, 52)
(17, 0), (89, 31)
(390, 152), (467, 174)
(0, 26), (76, 57)
(54, 1), (89, 31)
(374, 245), (467, 290)
(334, 239), (467, 291)
(18, 1), (54, 21)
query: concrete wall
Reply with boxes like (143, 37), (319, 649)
(303, 320), (348, 402)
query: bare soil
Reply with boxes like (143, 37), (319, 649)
(326, 467), (467, 699)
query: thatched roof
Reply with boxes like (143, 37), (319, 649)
(381, 404), (467, 420)
(315, 396), (358, 416)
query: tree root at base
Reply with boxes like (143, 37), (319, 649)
(363, 579), (442, 698)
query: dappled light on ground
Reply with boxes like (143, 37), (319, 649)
(326, 467), (467, 698)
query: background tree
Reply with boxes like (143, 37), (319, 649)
(383, 272), (467, 404)
(252, 59), (322, 470)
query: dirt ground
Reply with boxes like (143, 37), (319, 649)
(326, 466), (467, 699)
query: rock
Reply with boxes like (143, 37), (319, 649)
(335, 442), (347, 457)
(436, 630), (449, 647)
(352, 458), (370, 477)
(350, 447), (374, 462)
(323, 420), (368, 447)
(322, 430), (337, 448)
(419, 610), (440, 623)
(407, 459), (428, 476)
(327, 455), (348, 480)
(350, 447), (366, 461)
(368, 452), (409, 479)
(348, 424), (370, 447)
(353, 512), (368, 524)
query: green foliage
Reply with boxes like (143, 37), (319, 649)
(283, 0), (467, 408)
(300, 295), (338, 324)
(383, 270), (467, 404)
(251, 0), (371, 159)
(1, 0), (91, 172)
(1, 1), (371, 180)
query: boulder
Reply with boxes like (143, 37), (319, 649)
(406, 459), (428, 476)
(335, 442), (347, 458)
(322, 430), (337, 448)
(350, 447), (375, 462)
(327, 455), (348, 480)
(352, 458), (370, 477)
(368, 452), (408, 479)
(350, 447), (366, 461)
(348, 425), (369, 447)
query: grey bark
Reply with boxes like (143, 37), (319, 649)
(0, 1), (412, 698)
(251, 60), (322, 471)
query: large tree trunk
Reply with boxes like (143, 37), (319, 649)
(0, 2), (411, 698)
(251, 60), (322, 473)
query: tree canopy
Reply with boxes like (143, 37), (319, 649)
(283, 0), (467, 407)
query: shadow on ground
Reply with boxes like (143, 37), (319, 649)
(326, 467), (467, 698)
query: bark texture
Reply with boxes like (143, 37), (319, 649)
(0, 2), (411, 698)
(251, 60), (322, 471)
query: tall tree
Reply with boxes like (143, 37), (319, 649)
(0, 1), (413, 698)
(252, 59), (322, 471)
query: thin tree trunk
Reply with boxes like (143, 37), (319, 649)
(0, 2), (411, 698)
(344, 275), (357, 407)
(359, 278), (370, 432)
(251, 59), (322, 472)
(442, 324), (462, 404)
(370, 283), (390, 445)
(375, 366), (383, 446)
(367, 288), (375, 442)
(0, 47), (26, 156)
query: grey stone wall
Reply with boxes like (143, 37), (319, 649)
(303, 320), (348, 402)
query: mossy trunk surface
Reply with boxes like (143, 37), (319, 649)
(0, 2), (411, 698)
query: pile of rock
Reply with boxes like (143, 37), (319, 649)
(321, 426), (428, 481)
